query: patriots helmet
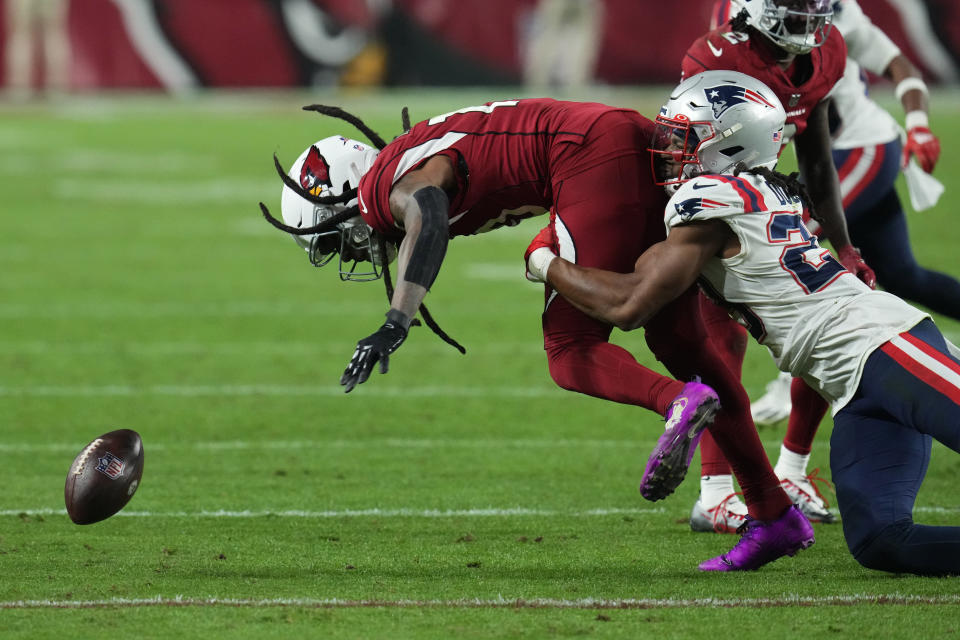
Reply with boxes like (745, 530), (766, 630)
(279, 136), (394, 281)
(740, 0), (833, 54)
(649, 70), (786, 193)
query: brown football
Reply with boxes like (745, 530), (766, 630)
(64, 429), (144, 525)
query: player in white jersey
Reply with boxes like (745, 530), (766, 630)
(696, 0), (953, 535)
(726, 1), (951, 414)
(526, 70), (960, 574)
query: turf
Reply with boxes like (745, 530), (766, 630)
(2, 87), (960, 638)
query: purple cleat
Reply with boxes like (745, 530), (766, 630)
(639, 379), (719, 501)
(698, 505), (815, 571)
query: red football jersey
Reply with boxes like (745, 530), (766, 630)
(357, 99), (637, 237)
(681, 25), (847, 140)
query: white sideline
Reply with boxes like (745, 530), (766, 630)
(2, 594), (959, 610)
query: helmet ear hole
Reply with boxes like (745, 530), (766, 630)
(720, 146), (745, 157)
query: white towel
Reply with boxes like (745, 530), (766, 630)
(903, 158), (945, 212)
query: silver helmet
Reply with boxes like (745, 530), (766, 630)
(279, 135), (395, 281)
(741, 0), (833, 54)
(649, 70), (786, 193)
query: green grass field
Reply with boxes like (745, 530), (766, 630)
(2, 87), (960, 638)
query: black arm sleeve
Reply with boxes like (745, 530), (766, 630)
(404, 186), (450, 289)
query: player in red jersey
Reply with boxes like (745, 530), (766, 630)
(680, 0), (875, 532)
(259, 98), (805, 569)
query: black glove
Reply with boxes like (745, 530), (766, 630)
(340, 312), (409, 393)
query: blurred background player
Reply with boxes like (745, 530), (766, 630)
(680, 0), (875, 533)
(4, 0), (70, 100)
(260, 98), (806, 569)
(528, 70), (960, 575)
(523, 0), (603, 89)
(698, 0), (956, 535)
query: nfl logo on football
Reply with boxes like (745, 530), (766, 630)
(96, 452), (125, 480)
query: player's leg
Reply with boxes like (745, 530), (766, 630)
(841, 140), (960, 322)
(542, 295), (682, 412)
(543, 119), (688, 414)
(548, 114), (808, 570)
(700, 287), (834, 523)
(833, 319), (960, 575)
(851, 190), (960, 321)
(691, 295), (749, 532)
(5, 0), (35, 96)
(775, 378), (835, 523)
(645, 290), (792, 522)
(544, 114), (721, 499)
(38, 0), (70, 93)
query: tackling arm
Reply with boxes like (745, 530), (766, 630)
(543, 221), (730, 331)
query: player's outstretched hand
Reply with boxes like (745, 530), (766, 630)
(836, 245), (876, 289)
(903, 126), (940, 173)
(340, 320), (408, 393)
(525, 212), (559, 283)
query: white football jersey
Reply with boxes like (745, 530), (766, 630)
(665, 173), (927, 412)
(828, 0), (902, 149)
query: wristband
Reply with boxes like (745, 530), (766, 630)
(527, 247), (557, 282)
(386, 308), (412, 331)
(895, 77), (929, 101)
(905, 110), (929, 131)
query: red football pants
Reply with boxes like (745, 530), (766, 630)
(541, 115), (790, 519)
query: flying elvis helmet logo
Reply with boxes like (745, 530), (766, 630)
(704, 84), (777, 118)
(300, 145), (332, 196)
(675, 197), (725, 221)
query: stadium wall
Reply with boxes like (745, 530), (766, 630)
(1, 0), (957, 91)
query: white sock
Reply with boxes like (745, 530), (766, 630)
(700, 474), (737, 508)
(774, 444), (810, 480)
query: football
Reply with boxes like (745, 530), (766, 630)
(64, 429), (145, 525)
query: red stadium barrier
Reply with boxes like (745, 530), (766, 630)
(0, 0), (956, 90)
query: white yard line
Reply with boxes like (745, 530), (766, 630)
(0, 384), (563, 398)
(2, 593), (959, 610)
(0, 438), (642, 452)
(54, 178), (276, 203)
(0, 301), (494, 318)
(2, 507), (664, 518)
(0, 437), (819, 453)
(0, 340), (544, 356)
(3, 505), (953, 518)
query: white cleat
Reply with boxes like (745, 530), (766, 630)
(750, 371), (793, 426)
(690, 493), (749, 534)
(778, 468), (838, 524)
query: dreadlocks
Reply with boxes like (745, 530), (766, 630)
(259, 104), (465, 355)
(733, 163), (816, 219)
(301, 104), (389, 150)
(730, 8), (750, 32)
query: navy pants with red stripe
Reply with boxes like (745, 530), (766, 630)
(831, 319), (960, 575)
(834, 140), (960, 320)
